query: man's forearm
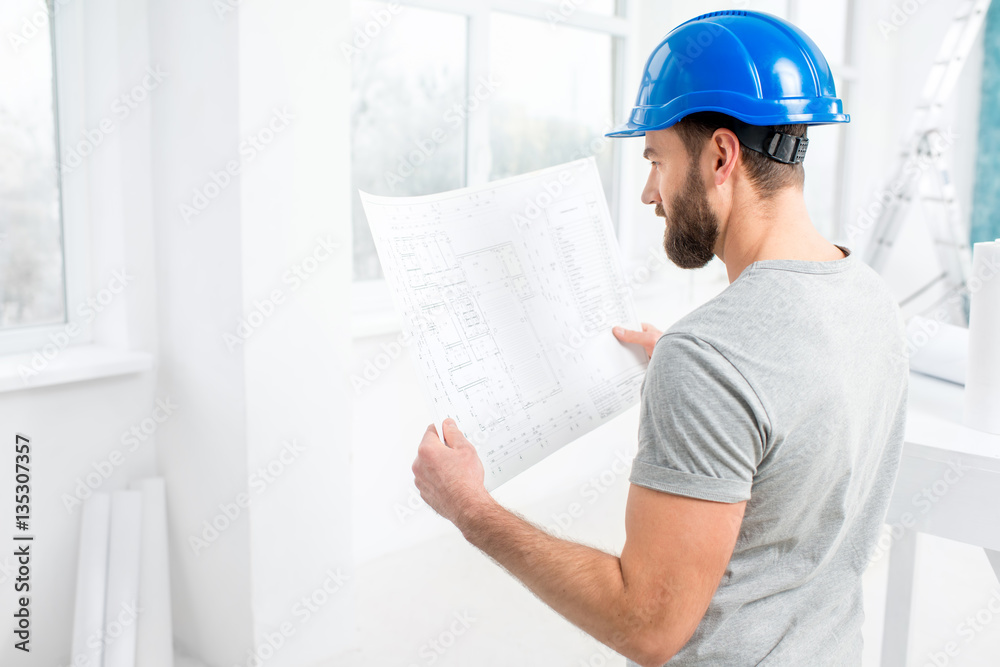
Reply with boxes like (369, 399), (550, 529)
(413, 421), (737, 666)
(455, 497), (668, 666)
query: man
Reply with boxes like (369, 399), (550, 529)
(412, 11), (908, 666)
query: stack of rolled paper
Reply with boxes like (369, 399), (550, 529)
(963, 239), (1000, 434)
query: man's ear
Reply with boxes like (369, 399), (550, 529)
(710, 128), (741, 187)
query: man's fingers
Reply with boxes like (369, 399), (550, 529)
(421, 423), (439, 445)
(613, 326), (643, 344)
(441, 418), (469, 449)
(419, 423), (443, 453)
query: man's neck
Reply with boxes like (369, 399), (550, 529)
(717, 188), (845, 284)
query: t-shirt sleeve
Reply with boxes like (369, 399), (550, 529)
(630, 332), (770, 503)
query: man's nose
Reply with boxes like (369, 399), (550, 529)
(641, 172), (661, 206)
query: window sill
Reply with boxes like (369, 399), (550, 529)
(0, 345), (154, 393)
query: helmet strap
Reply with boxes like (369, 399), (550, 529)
(729, 119), (809, 165)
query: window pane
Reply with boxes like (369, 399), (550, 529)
(489, 13), (615, 208)
(533, 0), (618, 17)
(350, 2), (468, 281)
(0, 0), (66, 329)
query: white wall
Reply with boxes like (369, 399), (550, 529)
(239, 1), (356, 664)
(146, 0), (254, 662)
(0, 0), (356, 664)
(0, 384), (160, 667)
(0, 0), (160, 664)
(148, 0), (356, 664)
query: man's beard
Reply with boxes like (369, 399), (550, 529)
(658, 164), (720, 269)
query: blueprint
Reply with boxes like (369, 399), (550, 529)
(361, 158), (648, 490)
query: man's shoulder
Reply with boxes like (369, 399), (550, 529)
(665, 255), (897, 347)
(661, 273), (768, 349)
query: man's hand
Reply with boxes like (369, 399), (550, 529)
(412, 418), (493, 525)
(613, 322), (663, 360)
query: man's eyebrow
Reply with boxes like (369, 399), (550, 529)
(642, 147), (657, 160)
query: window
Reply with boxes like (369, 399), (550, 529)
(350, 2), (469, 282)
(349, 0), (860, 329)
(0, 0), (66, 332)
(349, 0), (628, 295)
(488, 12), (616, 204)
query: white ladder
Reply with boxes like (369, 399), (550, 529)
(862, 0), (991, 324)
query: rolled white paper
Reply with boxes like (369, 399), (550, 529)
(129, 478), (174, 667)
(71, 493), (111, 667)
(906, 315), (968, 385)
(963, 240), (1000, 434)
(103, 491), (143, 667)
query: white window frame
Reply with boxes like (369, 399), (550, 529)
(825, 0), (861, 243)
(0, 1), (92, 356)
(351, 0), (635, 337)
(786, 0), (861, 243)
(0, 0), (152, 391)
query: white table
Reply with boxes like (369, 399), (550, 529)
(881, 372), (1000, 666)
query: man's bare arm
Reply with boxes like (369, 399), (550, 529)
(414, 420), (746, 667)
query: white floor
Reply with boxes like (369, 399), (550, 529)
(333, 479), (1000, 667)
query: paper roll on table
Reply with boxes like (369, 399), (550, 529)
(964, 239), (1000, 435)
(906, 316), (968, 385)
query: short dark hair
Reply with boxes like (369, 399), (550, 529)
(671, 111), (807, 198)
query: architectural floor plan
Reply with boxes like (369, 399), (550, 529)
(361, 158), (648, 490)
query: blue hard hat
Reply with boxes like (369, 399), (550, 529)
(607, 10), (849, 140)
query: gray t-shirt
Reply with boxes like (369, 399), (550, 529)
(629, 246), (908, 666)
